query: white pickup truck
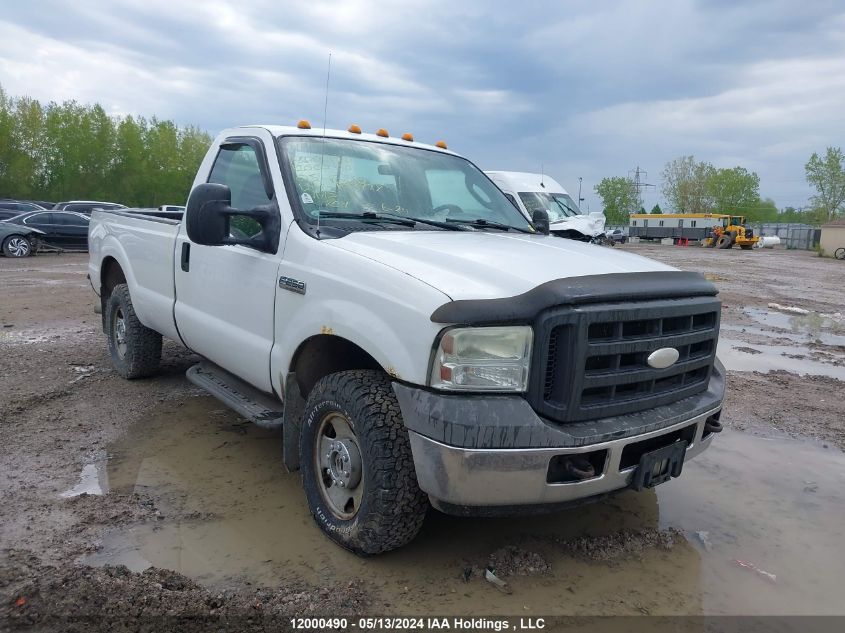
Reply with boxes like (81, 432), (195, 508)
(88, 122), (725, 554)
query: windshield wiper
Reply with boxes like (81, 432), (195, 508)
(445, 218), (533, 233)
(316, 210), (415, 226)
(317, 210), (465, 231)
(377, 211), (466, 231)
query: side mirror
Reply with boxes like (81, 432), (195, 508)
(532, 209), (550, 235)
(185, 183), (231, 246)
(185, 183), (279, 252)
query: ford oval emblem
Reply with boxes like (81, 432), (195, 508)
(647, 347), (679, 369)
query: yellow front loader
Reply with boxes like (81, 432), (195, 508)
(703, 215), (760, 250)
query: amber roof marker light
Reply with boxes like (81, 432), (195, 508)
(401, 133), (414, 141)
(435, 140), (448, 149)
(376, 128), (389, 138)
(297, 119), (312, 129)
(348, 124), (362, 134)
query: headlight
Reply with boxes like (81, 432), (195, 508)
(429, 326), (533, 392)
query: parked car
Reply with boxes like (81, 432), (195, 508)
(0, 200), (48, 220)
(0, 221), (44, 257)
(608, 228), (628, 244)
(53, 200), (126, 214)
(3, 210), (90, 251)
(88, 122), (725, 555)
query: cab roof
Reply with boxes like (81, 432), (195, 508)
(239, 125), (458, 156)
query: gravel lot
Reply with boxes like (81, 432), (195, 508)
(1, 245), (844, 630)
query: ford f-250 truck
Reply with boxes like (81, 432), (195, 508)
(88, 122), (725, 554)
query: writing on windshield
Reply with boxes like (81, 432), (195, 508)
(280, 137), (532, 232)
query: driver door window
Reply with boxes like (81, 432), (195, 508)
(208, 144), (272, 239)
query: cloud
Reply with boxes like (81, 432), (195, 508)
(1, 0), (844, 210)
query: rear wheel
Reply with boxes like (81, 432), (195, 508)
(105, 284), (162, 379)
(300, 370), (428, 554)
(835, 248), (845, 260)
(2, 235), (33, 258)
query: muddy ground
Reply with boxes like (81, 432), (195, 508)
(1, 246), (844, 631)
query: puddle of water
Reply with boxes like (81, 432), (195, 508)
(61, 461), (108, 497)
(83, 398), (845, 615)
(717, 338), (845, 380)
(720, 324), (807, 345)
(744, 308), (845, 347)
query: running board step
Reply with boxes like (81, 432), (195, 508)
(186, 362), (283, 429)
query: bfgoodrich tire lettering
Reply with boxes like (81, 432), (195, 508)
(299, 370), (428, 554)
(105, 283), (162, 379)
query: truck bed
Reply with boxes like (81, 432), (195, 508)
(88, 208), (182, 341)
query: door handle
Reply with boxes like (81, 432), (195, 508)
(181, 242), (190, 272)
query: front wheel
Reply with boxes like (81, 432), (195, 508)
(300, 370), (428, 555)
(2, 235), (33, 258)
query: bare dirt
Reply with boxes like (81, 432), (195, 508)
(1, 246), (844, 630)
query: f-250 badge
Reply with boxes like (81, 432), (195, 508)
(279, 276), (306, 295)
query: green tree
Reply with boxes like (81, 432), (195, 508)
(706, 166), (760, 213)
(0, 82), (211, 206)
(743, 198), (778, 223)
(595, 176), (640, 224)
(661, 156), (714, 213)
(650, 203), (662, 214)
(805, 147), (845, 222)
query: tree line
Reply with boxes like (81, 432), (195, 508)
(0, 83), (211, 207)
(594, 149), (845, 226)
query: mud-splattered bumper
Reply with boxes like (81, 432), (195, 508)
(393, 360), (725, 510)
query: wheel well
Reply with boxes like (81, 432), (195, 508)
(99, 257), (126, 328)
(101, 257), (126, 300)
(290, 335), (382, 398)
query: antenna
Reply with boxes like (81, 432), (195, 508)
(540, 163), (545, 188)
(316, 52), (332, 237)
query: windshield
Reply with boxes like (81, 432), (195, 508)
(518, 192), (584, 222)
(279, 137), (533, 232)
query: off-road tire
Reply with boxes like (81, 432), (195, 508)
(300, 370), (428, 555)
(105, 283), (162, 379)
(2, 235), (33, 257)
(716, 235), (733, 249)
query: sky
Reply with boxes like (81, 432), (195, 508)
(1, 0), (844, 212)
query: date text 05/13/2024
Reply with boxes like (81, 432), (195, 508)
(289, 617), (546, 631)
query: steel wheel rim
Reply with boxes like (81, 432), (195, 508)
(113, 308), (127, 358)
(7, 238), (30, 257)
(314, 411), (364, 520)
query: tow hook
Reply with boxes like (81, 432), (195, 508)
(705, 417), (724, 434)
(564, 456), (596, 480)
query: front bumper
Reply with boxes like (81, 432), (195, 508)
(394, 360), (725, 510)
